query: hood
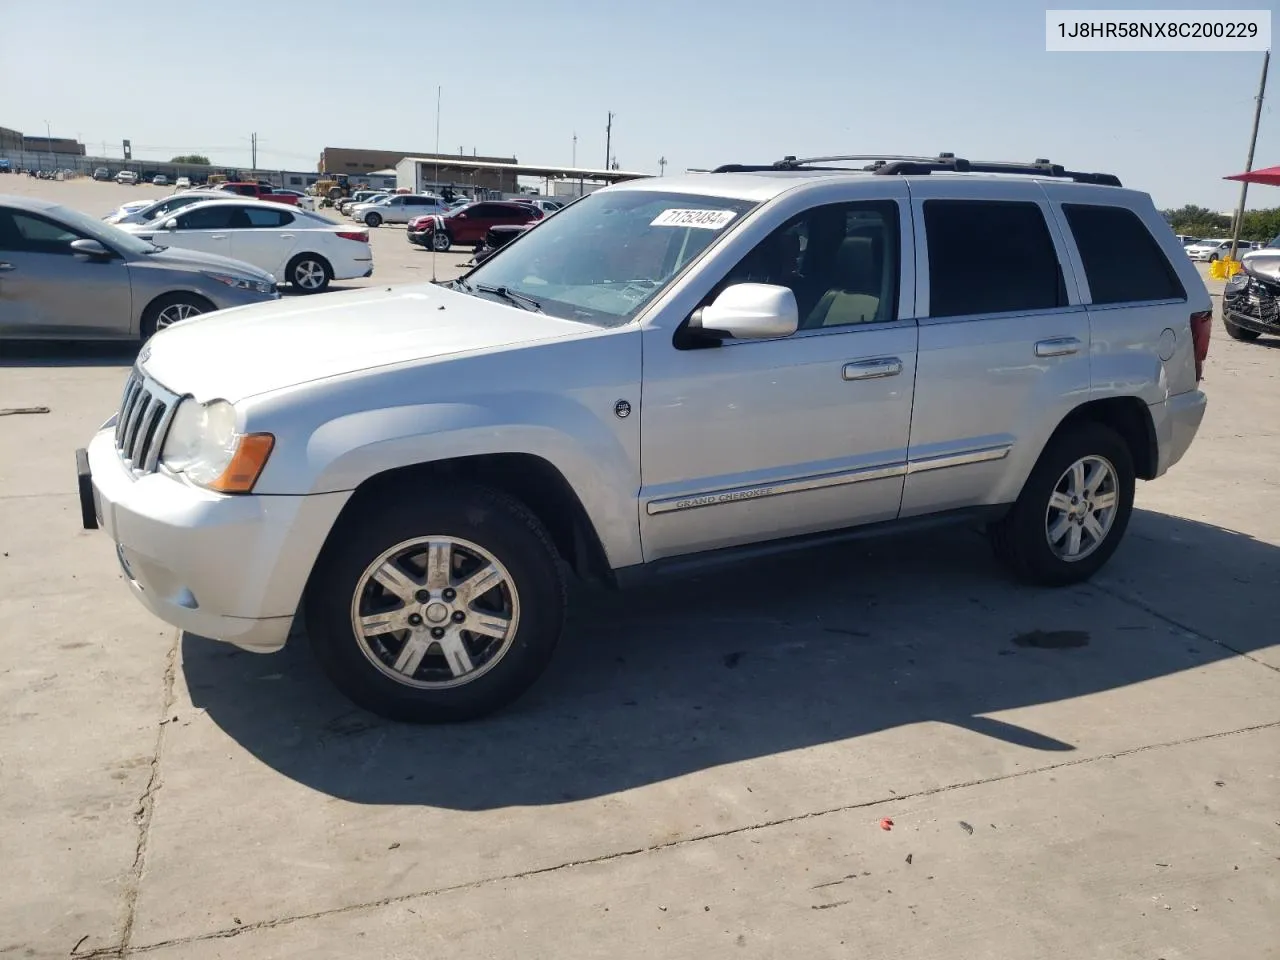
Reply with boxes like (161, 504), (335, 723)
(139, 282), (593, 403)
(134, 245), (276, 283)
(1241, 249), (1280, 284)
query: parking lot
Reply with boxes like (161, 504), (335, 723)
(1, 176), (1278, 959)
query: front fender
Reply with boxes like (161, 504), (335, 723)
(253, 392), (644, 569)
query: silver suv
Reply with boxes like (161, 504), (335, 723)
(77, 153), (1212, 722)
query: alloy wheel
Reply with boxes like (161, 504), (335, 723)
(155, 302), (202, 329)
(350, 536), (520, 689)
(1044, 455), (1119, 561)
(294, 259), (326, 290)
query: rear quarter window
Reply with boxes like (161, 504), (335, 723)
(1062, 203), (1185, 305)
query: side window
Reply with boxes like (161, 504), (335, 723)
(176, 206), (237, 230)
(3, 212), (86, 254)
(924, 199), (1066, 318)
(720, 200), (901, 329)
(244, 207), (291, 227)
(1062, 203), (1185, 304)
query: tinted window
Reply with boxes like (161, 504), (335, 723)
(244, 207), (292, 227)
(1062, 204), (1184, 304)
(718, 200), (900, 329)
(0, 210), (87, 253)
(925, 199), (1065, 317)
(177, 206), (239, 229)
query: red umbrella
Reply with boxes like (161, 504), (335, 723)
(1224, 164), (1280, 186)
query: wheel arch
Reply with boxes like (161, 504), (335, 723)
(316, 453), (615, 586)
(138, 289), (216, 338)
(1045, 396), (1158, 480)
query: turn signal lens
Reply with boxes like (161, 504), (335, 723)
(208, 433), (275, 493)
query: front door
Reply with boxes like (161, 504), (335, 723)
(639, 189), (918, 561)
(0, 207), (133, 338)
(145, 204), (239, 260)
(899, 183), (1092, 516)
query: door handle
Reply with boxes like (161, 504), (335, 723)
(210, 234), (228, 239)
(0, 262), (13, 271)
(280, 234), (295, 239)
(843, 357), (903, 381)
(1034, 336), (1082, 358)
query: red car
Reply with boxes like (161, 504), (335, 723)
(214, 182), (298, 206)
(407, 201), (541, 251)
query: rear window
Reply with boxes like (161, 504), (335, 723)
(1063, 204), (1184, 305)
(924, 199), (1066, 318)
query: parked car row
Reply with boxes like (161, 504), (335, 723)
(1181, 236), (1265, 261)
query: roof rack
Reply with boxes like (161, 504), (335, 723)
(712, 153), (1122, 187)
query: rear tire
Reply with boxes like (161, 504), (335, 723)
(287, 253), (332, 293)
(140, 293), (214, 339)
(1224, 317), (1262, 342)
(988, 422), (1135, 587)
(305, 485), (567, 723)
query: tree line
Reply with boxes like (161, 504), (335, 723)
(1162, 204), (1280, 242)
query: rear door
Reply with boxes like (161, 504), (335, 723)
(900, 182), (1091, 516)
(0, 207), (133, 338)
(151, 204), (239, 259)
(231, 206), (298, 277)
(1044, 190), (1199, 402)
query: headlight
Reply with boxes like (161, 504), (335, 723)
(203, 272), (274, 295)
(161, 399), (274, 493)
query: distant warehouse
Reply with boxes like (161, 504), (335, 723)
(318, 147), (519, 192)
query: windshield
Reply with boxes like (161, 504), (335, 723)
(461, 189), (757, 327)
(50, 203), (166, 256)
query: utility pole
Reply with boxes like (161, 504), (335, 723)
(659, 156), (667, 176)
(1229, 49), (1269, 261)
(604, 112), (613, 172)
(572, 131), (577, 167)
(251, 132), (258, 174)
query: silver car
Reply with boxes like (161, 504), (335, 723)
(0, 195), (279, 340)
(76, 156), (1210, 722)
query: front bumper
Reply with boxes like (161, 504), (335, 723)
(78, 429), (349, 652)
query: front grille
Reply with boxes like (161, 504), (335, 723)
(114, 371), (179, 474)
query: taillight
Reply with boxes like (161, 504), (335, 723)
(336, 231), (368, 243)
(1189, 309), (1212, 381)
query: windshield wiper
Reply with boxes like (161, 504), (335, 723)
(474, 283), (542, 312)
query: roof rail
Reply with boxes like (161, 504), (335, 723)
(713, 153), (1122, 186)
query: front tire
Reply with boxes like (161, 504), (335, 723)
(140, 293), (214, 339)
(432, 230), (452, 252)
(287, 253), (331, 293)
(1224, 317), (1262, 342)
(365, 212), (382, 227)
(988, 422), (1135, 586)
(306, 486), (567, 723)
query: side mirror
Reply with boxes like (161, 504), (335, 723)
(70, 238), (112, 259)
(162, 218), (178, 230)
(690, 283), (799, 340)
(455, 212), (468, 219)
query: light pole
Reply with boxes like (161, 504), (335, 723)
(45, 120), (52, 170)
(1229, 49), (1270, 262)
(659, 156), (667, 176)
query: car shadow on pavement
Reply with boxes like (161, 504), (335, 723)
(182, 509), (1278, 810)
(0, 340), (140, 367)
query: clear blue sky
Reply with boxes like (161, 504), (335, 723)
(2, 0), (1274, 210)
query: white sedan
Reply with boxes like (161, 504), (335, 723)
(1185, 238), (1235, 262)
(121, 199), (373, 292)
(272, 189), (318, 212)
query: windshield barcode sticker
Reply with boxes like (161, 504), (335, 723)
(651, 209), (738, 230)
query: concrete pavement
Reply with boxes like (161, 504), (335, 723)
(0, 177), (1277, 959)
